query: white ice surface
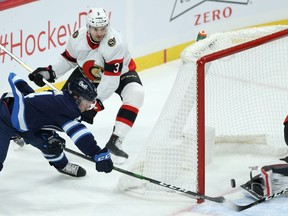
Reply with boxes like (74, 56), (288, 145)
(1, 60), (288, 216)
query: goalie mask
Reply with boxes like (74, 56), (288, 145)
(87, 8), (110, 28)
(68, 77), (97, 104)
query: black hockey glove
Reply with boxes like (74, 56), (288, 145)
(94, 148), (113, 173)
(42, 132), (66, 155)
(29, 65), (56, 87)
(81, 109), (97, 124)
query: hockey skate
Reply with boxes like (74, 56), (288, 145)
(105, 134), (128, 163)
(57, 163), (86, 177)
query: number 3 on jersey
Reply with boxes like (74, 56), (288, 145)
(104, 59), (123, 76)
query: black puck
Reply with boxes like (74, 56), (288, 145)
(231, 179), (236, 188)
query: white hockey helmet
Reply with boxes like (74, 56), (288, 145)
(87, 8), (109, 28)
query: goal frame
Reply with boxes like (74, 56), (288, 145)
(196, 28), (288, 200)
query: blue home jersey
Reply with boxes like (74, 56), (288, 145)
(8, 72), (100, 156)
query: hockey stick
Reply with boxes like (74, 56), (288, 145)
(0, 44), (59, 91)
(232, 187), (288, 211)
(64, 147), (225, 203)
(65, 147), (288, 211)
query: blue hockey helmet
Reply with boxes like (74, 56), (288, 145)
(68, 77), (97, 102)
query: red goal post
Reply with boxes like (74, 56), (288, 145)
(118, 25), (288, 202)
(196, 26), (288, 199)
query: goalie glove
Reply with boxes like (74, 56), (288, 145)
(94, 147), (113, 173)
(29, 65), (56, 87)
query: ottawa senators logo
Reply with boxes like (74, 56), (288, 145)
(90, 66), (103, 83)
(108, 37), (116, 47)
(82, 61), (104, 84)
(72, 30), (79, 38)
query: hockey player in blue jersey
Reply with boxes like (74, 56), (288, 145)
(0, 72), (113, 177)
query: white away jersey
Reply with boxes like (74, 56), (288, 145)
(52, 27), (136, 101)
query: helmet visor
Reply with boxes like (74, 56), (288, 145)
(79, 96), (96, 110)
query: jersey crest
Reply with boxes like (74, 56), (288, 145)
(82, 60), (104, 83)
(90, 66), (103, 83)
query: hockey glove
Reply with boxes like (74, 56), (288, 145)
(29, 65), (56, 87)
(41, 131), (66, 155)
(81, 109), (97, 124)
(94, 147), (113, 173)
(0, 163), (3, 172)
(93, 98), (105, 112)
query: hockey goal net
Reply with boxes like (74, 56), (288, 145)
(118, 25), (288, 200)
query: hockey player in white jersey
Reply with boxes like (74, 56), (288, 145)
(29, 8), (145, 162)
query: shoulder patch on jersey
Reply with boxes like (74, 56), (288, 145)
(72, 30), (79, 38)
(108, 37), (116, 47)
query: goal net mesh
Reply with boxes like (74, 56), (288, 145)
(118, 25), (288, 200)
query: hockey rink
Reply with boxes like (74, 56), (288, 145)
(1, 59), (288, 216)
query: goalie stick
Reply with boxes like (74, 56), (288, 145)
(64, 147), (224, 203)
(232, 187), (288, 211)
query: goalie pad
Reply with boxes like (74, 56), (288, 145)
(241, 174), (264, 200)
(261, 164), (288, 196)
(260, 168), (273, 196)
(242, 164), (288, 199)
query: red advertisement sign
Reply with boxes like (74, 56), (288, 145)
(0, 0), (38, 11)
